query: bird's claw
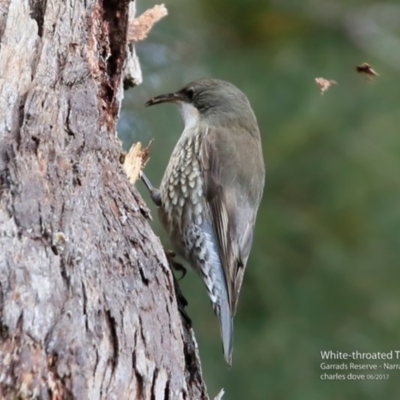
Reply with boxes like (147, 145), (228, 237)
(166, 250), (187, 280)
(165, 250), (191, 325)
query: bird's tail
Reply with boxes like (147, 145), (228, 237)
(201, 226), (234, 365)
(214, 293), (234, 366)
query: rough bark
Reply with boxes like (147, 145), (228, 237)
(0, 0), (208, 399)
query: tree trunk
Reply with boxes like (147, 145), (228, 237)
(0, 0), (209, 399)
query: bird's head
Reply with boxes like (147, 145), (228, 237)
(146, 79), (257, 129)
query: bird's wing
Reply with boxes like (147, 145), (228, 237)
(200, 125), (264, 314)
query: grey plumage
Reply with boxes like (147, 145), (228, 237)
(144, 79), (265, 365)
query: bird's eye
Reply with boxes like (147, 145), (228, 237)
(185, 88), (194, 101)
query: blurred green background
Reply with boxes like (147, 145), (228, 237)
(118, 1), (400, 398)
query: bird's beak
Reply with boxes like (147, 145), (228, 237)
(145, 92), (184, 107)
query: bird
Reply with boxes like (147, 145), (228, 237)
(141, 78), (265, 365)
